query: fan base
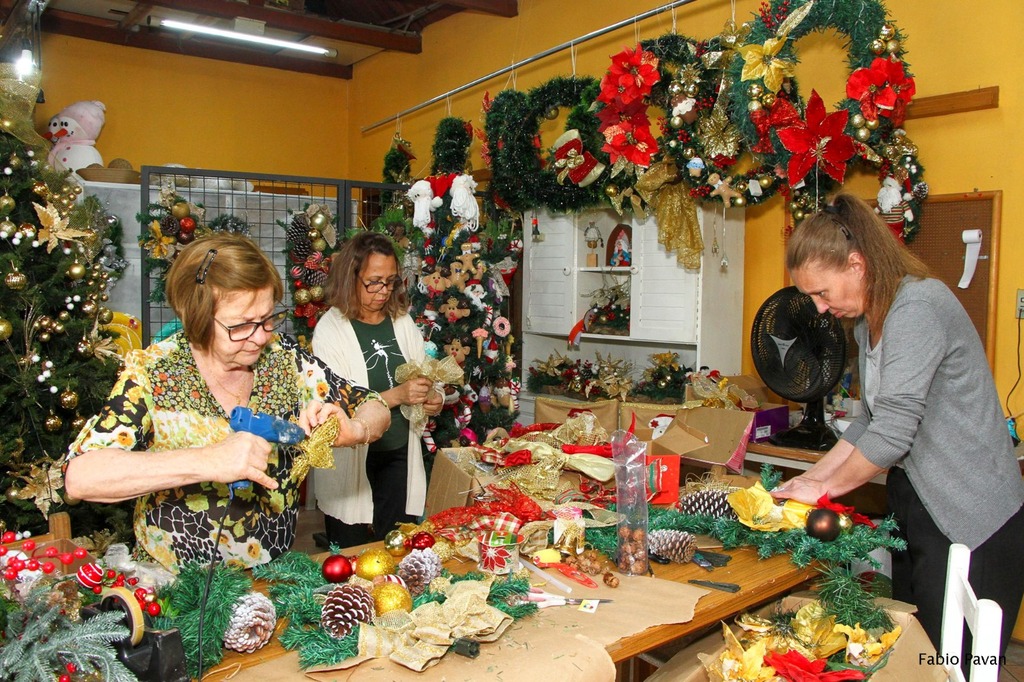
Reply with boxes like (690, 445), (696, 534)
(768, 423), (838, 452)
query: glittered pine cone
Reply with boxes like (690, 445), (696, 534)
(397, 548), (442, 596)
(160, 215), (180, 237)
(223, 592), (277, 654)
(648, 529), (697, 564)
(321, 583), (375, 639)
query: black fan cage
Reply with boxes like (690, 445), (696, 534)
(750, 286), (847, 403)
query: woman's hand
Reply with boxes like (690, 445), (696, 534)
(770, 475), (826, 505)
(298, 399), (345, 434)
(397, 377), (434, 406)
(205, 431), (278, 490)
(423, 385), (444, 417)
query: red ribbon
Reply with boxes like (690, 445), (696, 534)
(750, 98), (801, 153)
(508, 422), (559, 438)
(554, 137), (601, 185)
(816, 495), (877, 529)
(562, 444), (613, 457)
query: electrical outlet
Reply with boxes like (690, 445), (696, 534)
(1017, 289), (1024, 319)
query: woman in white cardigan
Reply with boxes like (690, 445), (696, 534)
(312, 232), (443, 548)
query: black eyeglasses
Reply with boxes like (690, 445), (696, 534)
(195, 249), (217, 284)
(215, 310), (288, 341)
(362, 277), (403, 294)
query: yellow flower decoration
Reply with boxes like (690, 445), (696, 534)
(738, 35), (795, 93)
(833, 622), (903, 667)
(728, 482), (814, 531)
(702, 622), (779, 681)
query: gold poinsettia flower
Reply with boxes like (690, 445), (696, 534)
(728, 482), (813, 531)
(703, 622), (779, 681)
(792, 600), (848, 660)
(738, 35), (795, 93)
(834, 622), (903, 667)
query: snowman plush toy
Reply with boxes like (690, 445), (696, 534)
(43, 100), (106, 172)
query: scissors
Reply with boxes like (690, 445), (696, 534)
(522, 588), (614, 608)
(531, 558), (599, 588)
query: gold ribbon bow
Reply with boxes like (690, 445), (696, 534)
(394, 356), (465, 432)
(0, 65), (47, 151)
(291, 416), (338, 484)
(634, 162), (703, 269)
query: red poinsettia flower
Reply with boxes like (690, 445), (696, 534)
(479, 543), (512, 572)
(846, 58), (916, 125)
(598, 44), (661, 107)
(777, 90), (856, 186)
(597, 98), (648, 130)
(764, 649), (867, 682)
(601, 117), (659, 167)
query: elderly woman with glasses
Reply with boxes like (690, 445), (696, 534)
(312, 231), (443, 548)
(63, 233), (390, 571)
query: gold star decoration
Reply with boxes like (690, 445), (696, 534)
(34, 202), (91, 253)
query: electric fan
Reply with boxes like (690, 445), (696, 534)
(750, 286), (847, 451)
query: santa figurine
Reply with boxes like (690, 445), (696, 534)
(875, 176), (914, 242)
(43, 100), (106, 172)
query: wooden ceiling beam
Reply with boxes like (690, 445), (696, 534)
(141, 0), (421, 53)
(118, 2), (153, 30)
(41, 9), (353, 78)
(443, 0), (517, 18)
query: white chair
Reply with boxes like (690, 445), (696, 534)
(940, 543), (1002, 682)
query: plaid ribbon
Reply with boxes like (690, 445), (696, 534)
(436, 511), (523, 545)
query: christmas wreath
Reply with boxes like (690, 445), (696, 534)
(280, 204), (339, 333)
(485, 76), (606, 214)
(725, 0), (926, 239)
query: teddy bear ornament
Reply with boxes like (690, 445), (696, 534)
(43, 100), (106, 172)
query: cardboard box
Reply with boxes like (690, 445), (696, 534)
(648, 592), (945, 682)
(424, 448), (489, 518)
(533, 396), (620, 434)
(619, 401), (686, 441)
(686, 374), (790, 443)
(649, 407), (754, 473)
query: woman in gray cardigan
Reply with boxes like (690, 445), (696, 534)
(772, 193), (1024, 661)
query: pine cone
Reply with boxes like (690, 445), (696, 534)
(648, 529), (698, 564)
(397, 548), (442, 596)
(303, 269), (328, 288)
(287, 218), (312, 260)
(321, 583), (375, 639)
(160, 215), (180, 237)
(679, 488), (737, 520)
(223, 592), (277, 654)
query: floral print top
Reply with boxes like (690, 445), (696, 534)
(67, 332), (377, 572)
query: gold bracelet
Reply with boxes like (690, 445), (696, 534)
(350, 417), (371, 446)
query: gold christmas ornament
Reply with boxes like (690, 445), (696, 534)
(604, 184), (618, 198)
(371, 582), (412, 615)
(354, 547), (397, 581)
(793, 209), (805, 221)
(759, 176), (772, 189)
(838, 514), (854, 534)
(747, 100), (763, 113)
(683, 83), (699, 97)
(98, 308), (114, 325)
(668, 81), (684, 96)
(0, 194), (15, 214)
(669, 115), (685, 129)
(52, 323), (64, 334)
(0, 218), (15, 233)
(544, 106), (559, 120)
(308, 285), (325, 301)
(170, 201), (191, 219)
(682, 147), (696, 159)
(38, 331), (50, 343)
(32, 181), (48, 197)
(70, 415), (87, 432)
(58, 311), (70, 322)
(733, 195), (746, 207)
(760, 91), (776, 107)
(746, 83), (763, 98)
(307, 228), (320, 240)
(293, 288), (311, 305)
(850, 113), (866, 128)
(59, 389), (79, 411)
(81, 300), (98, 316)
(66, 262), (86, 280)
(5, 269), (27, 290)
(384, 530), (409, 557)
(0, 317), (11, 341)
(879, 24), (895, 40)
(76, 339), (93, 357)
(870, 39), (885, 55)
(44, 413), (63, 432)
(310, 212), (329, 230)
(865, 118), (880, 131)
(312, 238), (328, 253)
(855, 127), (872, 142)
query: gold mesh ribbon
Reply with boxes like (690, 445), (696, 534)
(291, 416), (338, 484)
(634, 161), (703, 270)
(394, 356), (465, 432)
(0, 65), (47, 150)
(357, 580), (512, 671)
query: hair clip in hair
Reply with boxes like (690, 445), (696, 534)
(195, 249), (218, 284)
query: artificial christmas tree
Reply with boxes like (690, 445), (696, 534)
(0, 65), (130, 541)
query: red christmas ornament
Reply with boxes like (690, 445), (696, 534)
(21, 539), (35, 551)
(146, 602), (162, 616)
(41, 562), (56, 574)
(321, 554), (353, 583)
(1, 531), (14, 543)
(178, 216), (197, 233)
(407, 531), (436, 550)
(44, 546), (58, 557)
(72, 546), (88, 559)
(0, 546), (7, 556)
(59, 553), (74, 565)
(76, 562), (104, 589)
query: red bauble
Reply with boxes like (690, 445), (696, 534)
(146, 602), (162, 616)
(1, 531), (14, 543)
(321, 554), (353, 583)
(76, 562), (104, 589)
(178, 217), (197, 233)
(409, 531), (436, 550)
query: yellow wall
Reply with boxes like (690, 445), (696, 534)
(36, 34), (350, 178)
(35, 1), (1024, 410)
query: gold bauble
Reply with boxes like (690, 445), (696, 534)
(52, 323), (64, 334)
(855, 127), (872, 142)
(81, 300), (98, 316)
(885, 39), (900, 54)
(0, 218), (15, 233)
(604, 185), (618, 198)
(8, 156), (21, 170)
(0, 195), (15, 214)
(309, 286), (325, 302)
(371, 582), (413, 615)
(667, 139), (679, 149)
(44, 413), (63, 432)
(98, 308), (114, 325)
(384, 530), (409, 557)
(76, 339), (93, 357)
(293, 288), (311, 305)
(100, 293), (109, 302)
(683, 83), (699, 97)
(758, 176), (772, 189)
(58, 311), (70, 322)
(761, 91), (776, 107)
(850, 113), (866, 128)
(66, 262), (86, 280)
(544, 106), (559, 120)
(170, 201), (191, 219)
(657, 380), (668, 389)
(70, 415), (87, 432)
(733, 195), (746, 207)
(0, 318), (11, 341)
(307, 228), (320, 240)
(312, 238), (328, 253)
(879, 24), (895, 40)
(354, 547), (397, 581)
(38, 331), (51, 343)
(787, 201), (800, 212)
(838, 514), (854, 534)
(667, 81), (684, 96)
(310, 212), (328, 230)
(682, 147), (696, 160)
(735, 180), (748, 193)
(793, 209), (805, 221)
(598, 314), (609, 324)
(746, 83), (763, 98)
(870, 39), (885, 55)
(747, 100), (762, 113)
(32, 181), (48, 197)
(865, 118), (880, 131)
(5, 270), (27, 290)
(60, 389), (79, 411)
(669, 115), (685, 129)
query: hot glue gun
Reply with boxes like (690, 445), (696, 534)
(227, 406), (307, 492)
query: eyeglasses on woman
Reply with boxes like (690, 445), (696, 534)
(215, 310), (288, 341)
(362, 277), (403, 294)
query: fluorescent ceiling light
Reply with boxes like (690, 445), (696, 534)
(160, 19), (337, 57)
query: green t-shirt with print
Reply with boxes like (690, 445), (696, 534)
(350, 317), (410, 452)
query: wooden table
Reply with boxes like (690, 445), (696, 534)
(209, 544), (817, 679)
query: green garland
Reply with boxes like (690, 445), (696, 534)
(431, 117), (473, 175)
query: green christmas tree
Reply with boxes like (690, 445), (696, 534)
(0, 66), (131, 541)
(406, 117), (523, 450)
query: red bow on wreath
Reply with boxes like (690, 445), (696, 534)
(816, 494), (877, 529)
(553, 129), (605, 187)
(749, 97), (801, 154)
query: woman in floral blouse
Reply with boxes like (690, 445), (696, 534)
(64, 233), (390, 571)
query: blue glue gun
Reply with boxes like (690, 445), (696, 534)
(227, 406), (307, 491)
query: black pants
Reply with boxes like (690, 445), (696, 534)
(324, 444), (417, 549)
(887, 466), (1024, 672)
